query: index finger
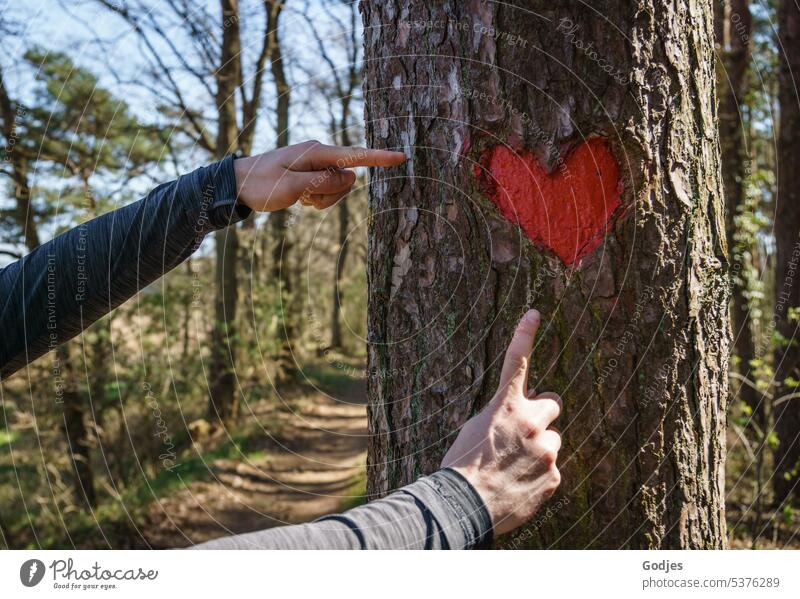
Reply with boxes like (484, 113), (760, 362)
(290, 142), (406, 171)
(498, 309), (541, 395)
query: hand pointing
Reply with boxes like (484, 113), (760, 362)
(233, 140), (406, 212)
(441, 309), (563, 536)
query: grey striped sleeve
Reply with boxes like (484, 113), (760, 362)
(193, 468), (493, 550)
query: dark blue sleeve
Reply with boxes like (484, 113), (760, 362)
(0, 156), (250, 378)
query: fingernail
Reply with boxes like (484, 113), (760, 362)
(525, 309), (540, 323)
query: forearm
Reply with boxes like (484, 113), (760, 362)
(193, 468), (493, 550)
(0, 156), (250, 378)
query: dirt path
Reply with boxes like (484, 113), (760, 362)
(144, 378), (368, 548)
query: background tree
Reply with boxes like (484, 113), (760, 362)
(0, 65), (38, 253)
(715, 1), (760, 423)
(362, 0), (729, 548)
(714, 1), (787, 546)
(208, 0), (245, 422)
(95, 0), (283, 423)
(774, 0), (800, 505)
(300, 0), (362, 349)
(265, 0), (300, 383)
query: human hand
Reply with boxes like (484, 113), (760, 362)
(233, 140), (406, 212)
(441, 309), (563, 536)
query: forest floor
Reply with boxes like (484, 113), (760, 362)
(142, 367), (369, 548)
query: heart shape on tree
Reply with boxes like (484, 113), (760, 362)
(475, 138), (622, 266)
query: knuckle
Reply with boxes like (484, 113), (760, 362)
(541, 448), (558, 467)
(522, 419), (541, 439)
(545, 394), (562, 410)
(508, 355), (526, 372)
(549, 466), (561, 489)
(302, 139), (321, 148)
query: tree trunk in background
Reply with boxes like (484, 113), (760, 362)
(0, 67), (39, 250)
(208, 0), (242, 423)
(302, 0), (361, 351)
(362, 0), (729, 548)
(774, 0), (800, 505)
(328, 12), (360, 351)
(267, 0), (298, 382)
(58, 344), (97, 508)
(331, 110), (352, 349)
(715, 1), (759, 423)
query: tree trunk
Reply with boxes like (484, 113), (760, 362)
(58, 344), (97, 508)
(362, 0), (729, 548)
(774, 0), (800, 505)
(208, 0), (242, 423)
(267, 0), (299, 382)
(715, 1), (759, 423)
(0, 66), (39, 251)
(331, 105), (352, 349)
(330, 197), (349, 349)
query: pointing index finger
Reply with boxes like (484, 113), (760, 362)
(498, 309), (541, 395)
(334, 146), (407, 168)
(291, 142), (406, 171)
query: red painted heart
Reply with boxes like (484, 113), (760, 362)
(474, 138), (622, 266)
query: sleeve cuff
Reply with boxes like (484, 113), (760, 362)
(419, 468), (494, 548)
(206, 154), (252, 228)
(181, 154), (251, 233)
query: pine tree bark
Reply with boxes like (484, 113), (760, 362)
(362, 0), (729, 548)
(774, 0), (800, 505)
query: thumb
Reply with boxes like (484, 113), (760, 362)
(498, 309), (541, 396)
